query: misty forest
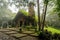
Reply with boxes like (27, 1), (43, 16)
(0, 0), (60, 40)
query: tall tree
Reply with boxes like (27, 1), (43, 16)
(41, 0), (49, 31)
(56, 0), (60, 19)
(37, 0), (41, 31)
(0, 0), (16, 23)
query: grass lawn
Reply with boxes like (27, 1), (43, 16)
(45, 27), (60, 34)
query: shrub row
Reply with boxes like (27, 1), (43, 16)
(38, 30), (60, 40)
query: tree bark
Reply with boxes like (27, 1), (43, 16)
(42, 4), (48, 31)
(37, 0), (41, 31)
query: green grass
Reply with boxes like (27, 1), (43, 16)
(45, 27), (60, 34)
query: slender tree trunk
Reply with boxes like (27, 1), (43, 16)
(37, 0), (41, 31)
(42, 4), (48, 31)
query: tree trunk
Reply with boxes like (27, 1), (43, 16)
(42, 4), (48, 31)
(37, 0), (41, 31)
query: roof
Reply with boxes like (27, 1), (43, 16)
(13, 12), (27, 21)
(13, 11), (35, 22)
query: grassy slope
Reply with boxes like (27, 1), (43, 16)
(45, 27), (60, 34)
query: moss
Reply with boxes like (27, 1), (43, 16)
(44, 27), (60, 34)
(19, 9), (29, 16)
